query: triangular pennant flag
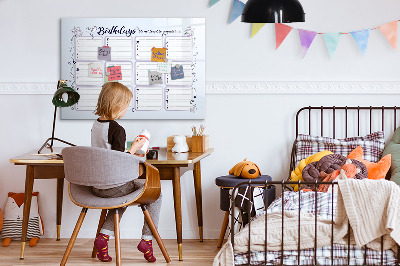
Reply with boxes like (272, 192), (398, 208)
(251, 23), (266, 38)
(229, 0), (245, 24)
(323, 33), (341, 58)
(275, 23), (293, 49)
(209, 0), (220, 7)
(351, 29), (370, 55)
(378, 21), (398, 50)
(298, 29), (317, 58)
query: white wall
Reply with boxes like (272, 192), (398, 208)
(1, 0), (400, 239)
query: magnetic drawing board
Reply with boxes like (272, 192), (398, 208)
(61, 18), (205, 119)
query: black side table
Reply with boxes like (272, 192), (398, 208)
(215, 175), (275, 248)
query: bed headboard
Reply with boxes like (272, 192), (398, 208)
(290, 106), (400, 179)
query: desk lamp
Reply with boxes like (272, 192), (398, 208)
(241, 0), (305, 23)
(38, 80), (80, 154)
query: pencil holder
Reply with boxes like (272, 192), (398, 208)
(191, 135), (209, 153)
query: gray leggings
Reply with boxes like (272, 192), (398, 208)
(92, 180), (162, 240)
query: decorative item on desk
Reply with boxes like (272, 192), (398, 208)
(146, 150), (158, 160)
(191, 124), (208, 152)
(172, 135), (189, 153)
(38, 80), (80, 154)
(167, 136), (192, 151)
(229, 159), (261, 179)
(191, 135), (209, 152)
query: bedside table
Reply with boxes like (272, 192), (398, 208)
(215, 175), (275, 248)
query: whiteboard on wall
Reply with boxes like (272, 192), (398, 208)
(61, 18), (205, 120)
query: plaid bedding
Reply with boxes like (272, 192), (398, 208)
(294, 131), (385, 166)
(234, 191), (397, 265)
(234, 244), (397, 265)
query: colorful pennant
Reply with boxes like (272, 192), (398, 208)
(275, 24), (293, 49)
(209, 0), (220, 7)
(298, 30), (317, 58)
(251, 23), (266, 38)
(351, 29), (370, 55)
(379, 21), (398, 50)
(208, 0), (400, 58)
(229, 0), (245, 24)
(323, 33), (341, 58)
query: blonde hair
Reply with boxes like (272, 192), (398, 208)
(95, 82), (133, 120)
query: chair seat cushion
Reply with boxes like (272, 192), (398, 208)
(69, 180), (145, 208)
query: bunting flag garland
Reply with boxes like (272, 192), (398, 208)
(251, 23), (266, 38)
(275, 23), (293, 49)
(351, 29), (370, 55)
(298, 29), (317, 58)
(378, 21), (398, 50)
(207, 3), (400, 57)
(209, 0), (220, 8)
(323, 33), (341, 58)
(229, 0), (245, 24)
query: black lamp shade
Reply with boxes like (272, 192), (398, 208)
(52, 85), (80, 107)
(241, 0), (305, 23)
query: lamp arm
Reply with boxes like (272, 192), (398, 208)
(50, 105), (57, 148)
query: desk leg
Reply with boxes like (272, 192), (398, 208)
(193, 161), (203, 242)
(20, 165), (35, 259)
(172, 167), (183, 261)
(56, 178), (64, 241)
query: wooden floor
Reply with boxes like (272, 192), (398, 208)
(0, 239), (221, 265)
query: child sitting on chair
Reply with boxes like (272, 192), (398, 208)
(91, 82), (162, 263)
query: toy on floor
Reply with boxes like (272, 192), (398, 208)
(229, 159), (261, 179)
(1, 192), (44, 247)
(0, 208), (3, 232)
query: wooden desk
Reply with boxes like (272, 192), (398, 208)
(10, 147), (213, 261)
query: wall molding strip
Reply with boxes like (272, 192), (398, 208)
(1, 81), (400, 95)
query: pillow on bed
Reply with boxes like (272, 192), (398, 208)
(348, 146), (391, 180)
(382, 126), (400, 184)
(295, 131), (385, 166)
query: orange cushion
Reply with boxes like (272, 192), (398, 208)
(347, 146), (391, 180)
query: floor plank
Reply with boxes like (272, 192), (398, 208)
(0, 239), (221, 265)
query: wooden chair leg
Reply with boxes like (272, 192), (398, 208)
(141, 205), (171, 263)
(114, 210), (121, 266)
(60, 208), (88, 266)
(91, 209), (108, 258)
(217, 211), (230, 248)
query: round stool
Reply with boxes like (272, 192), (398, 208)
(215, 175), (275, 248)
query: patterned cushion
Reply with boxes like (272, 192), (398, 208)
(295, 131), (385, 166)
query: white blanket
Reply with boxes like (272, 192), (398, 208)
(213, 179), (400, 266)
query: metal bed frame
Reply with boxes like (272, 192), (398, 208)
(230, 106), (400, 266)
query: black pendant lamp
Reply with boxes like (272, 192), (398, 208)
(242, 0), (305, 23)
